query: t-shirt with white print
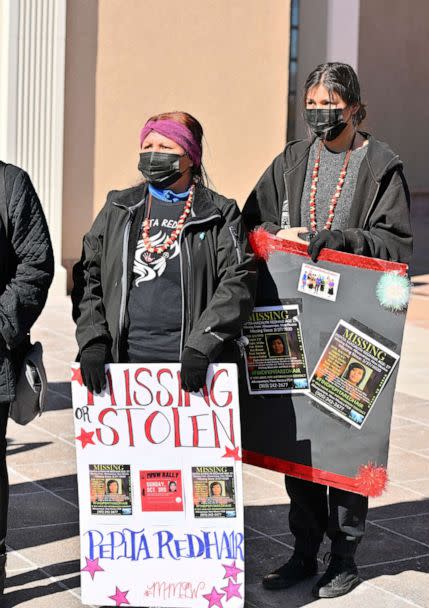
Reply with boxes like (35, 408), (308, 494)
(127, 196), (185, 363)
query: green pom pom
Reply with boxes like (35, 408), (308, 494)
(376, 272), (411, 312)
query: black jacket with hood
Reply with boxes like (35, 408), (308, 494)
(0, 163), (54, 403)
(243, 134), (413, 263)
(72, 182), (257, 363)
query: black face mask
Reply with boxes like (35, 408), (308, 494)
(304, 108), (348, 141)
(138, 151), (185, 188)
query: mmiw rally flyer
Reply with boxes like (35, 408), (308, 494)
(71, 363), (244, 608)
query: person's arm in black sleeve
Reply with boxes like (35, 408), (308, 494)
(242, 153), (285, 234)
(308, 169), (413, 264)
(72, 197), (113, 393)
(0, 169), (54, 348)
(184, 201), (257, 363)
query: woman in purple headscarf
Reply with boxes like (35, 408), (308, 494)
(72, 111), (256, 393)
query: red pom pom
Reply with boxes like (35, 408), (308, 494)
(355, 462), (388, 497)
(249, 228), (277, 261)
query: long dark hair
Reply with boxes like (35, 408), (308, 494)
(303, 63), (366, 126)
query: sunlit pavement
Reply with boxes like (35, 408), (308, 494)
(2, 282), (429, 607)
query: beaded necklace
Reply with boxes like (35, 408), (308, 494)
(142, 184), (195, 255)
(309, 139), (354, 232)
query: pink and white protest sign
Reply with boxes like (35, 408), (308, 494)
(71, 363), (244, 607)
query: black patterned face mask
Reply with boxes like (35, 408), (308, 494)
(304, 108), (348, 141)
(138, 152), (185, 188)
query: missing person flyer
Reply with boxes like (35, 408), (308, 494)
(89, 464), (132, 515)
(192, 466), (236, 518)
(243, 304), (309, 394)
(140, 470), (184, 512)
(309, 320), (399, 429)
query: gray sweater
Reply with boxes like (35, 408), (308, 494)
(301, 139), (368, 231)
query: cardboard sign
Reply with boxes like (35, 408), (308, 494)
(242, 233), (409, 496)
(72, 363), (244, 608)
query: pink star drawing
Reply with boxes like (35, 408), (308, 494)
(221, 579), (242, 601)
(71, 367), (84, 386)
(75, 428), (95, 449)
(222, 446), (241, 461)
(81, 557), (104, 580)
(222, 560), (243, 582)
(108, 586), (130, 606)
(203, 587), (225, 608)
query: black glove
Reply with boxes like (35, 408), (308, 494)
(80, 341), (111, 394)
(307, 229), (345, 262)
(180, 347), (210, 393)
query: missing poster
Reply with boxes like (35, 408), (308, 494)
(89, 464), (132, 515)
(140, 470), (184, 512)
(192, 466), (236, 518)
(243, 304), (309, 394)
(309, 320), (400, 429)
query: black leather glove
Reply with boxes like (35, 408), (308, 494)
(80, 341), (111, 394)
(307, 229), (345, 262)
(180, 346), (210, 393)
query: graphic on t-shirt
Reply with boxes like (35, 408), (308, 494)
(133, 218), (181, 285)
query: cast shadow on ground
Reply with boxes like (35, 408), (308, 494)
(245, 499), (429, 607)
(3, 486), (429, 606)
(45, 382), (72, 411)
(3, 561), (79, 607)
(6, 441), (52, 457)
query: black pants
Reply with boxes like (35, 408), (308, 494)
(285, 476), (368, 558)
(0, 406), (8, 555)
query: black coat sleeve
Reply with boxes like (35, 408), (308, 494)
(185, 202), (257, 361)
(242, 153), (285, 234)
(343, 168), (413, 263)
(72, 198), (112, 352)
(0, 169), (54, 347)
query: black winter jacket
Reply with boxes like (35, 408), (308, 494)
(72, 183), (257, 363)
(0, 163), (54, 403)
(243, 134), (413, 263)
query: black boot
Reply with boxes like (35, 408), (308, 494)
(262, 553), (318, 590)
(0, 553), (6, 595)
(312, 553), (360, 598)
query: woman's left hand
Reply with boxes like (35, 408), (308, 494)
(307, 229), (345, 262)
(180, 347), (210, 393)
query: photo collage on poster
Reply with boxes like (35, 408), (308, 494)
(243, 263), (400, 429)
(88, 464), (237, 519)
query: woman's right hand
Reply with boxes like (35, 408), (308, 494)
(275, 227), (309, 243)
(80, 341), (110, 394)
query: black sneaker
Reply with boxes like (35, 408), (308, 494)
(312, 553), (361, 598)
(262, 553), (318, 590)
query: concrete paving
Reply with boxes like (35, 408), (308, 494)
(2, 278), (429, 607)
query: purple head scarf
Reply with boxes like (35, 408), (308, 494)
(139, 119), (202, 167)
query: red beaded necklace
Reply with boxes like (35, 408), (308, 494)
(142, 185), (195, 254)
(309, 140), (353, 232)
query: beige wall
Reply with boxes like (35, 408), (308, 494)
(63, 0), (290, 276)
(94, 0), (290, 210)
(358, 0), (429, 192)
(62, 0), (98, 269)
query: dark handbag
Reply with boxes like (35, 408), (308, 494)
(0, 161), (47, 424)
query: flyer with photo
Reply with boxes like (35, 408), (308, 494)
(140, 470), (184, 512)
(192, 466), (236, 518)
(243, 304), (309, 394)
(298, 263), (341, 302)
(309, 320), (400, 429)
(89, 464), (132, 515)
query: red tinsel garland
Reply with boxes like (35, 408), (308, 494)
(355, 463), (388, 497)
